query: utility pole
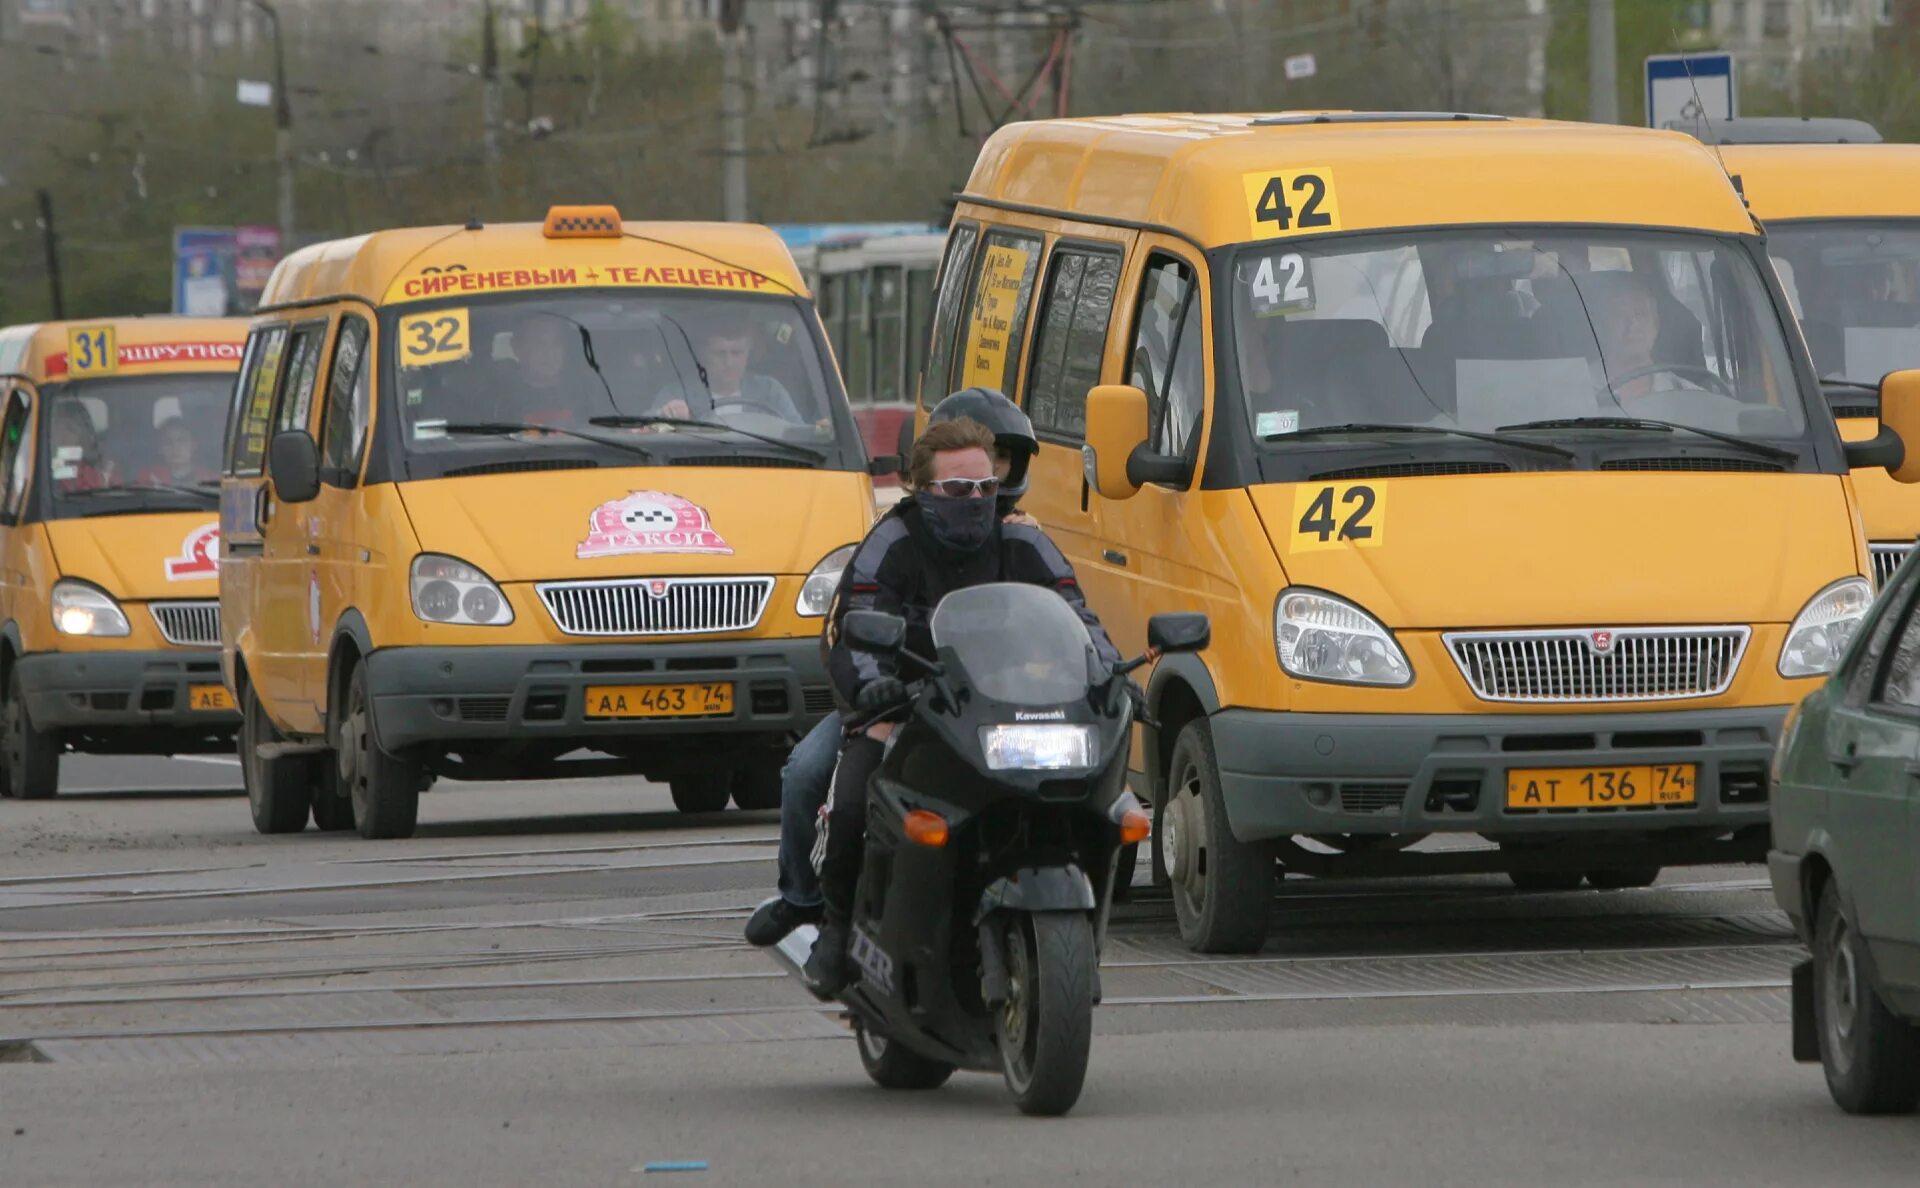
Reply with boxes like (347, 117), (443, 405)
(719, 0), (749, 222)
(37, 190), (65, 320)
(482, 1), (502, 210)
(250, 1), (295, 245)
(1588, 0), (1618, 124)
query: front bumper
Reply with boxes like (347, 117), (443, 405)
(16, 649), (237, 732)
(364, 638), (832, 751)
(1210, 704), (1784, 842)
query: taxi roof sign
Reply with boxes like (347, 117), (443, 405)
(544, 205), (624, 239)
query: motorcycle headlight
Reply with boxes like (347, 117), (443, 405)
(1779, 577), (1873, 678)
(1274, 588), (1412, 686)
(980, 723), (1096, 771)
(51, 580), (131, 637)
(795, 544), (856, 617)
(410, 554), (514, 626)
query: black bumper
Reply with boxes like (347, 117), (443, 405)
(364, 638), (833, 751)
(1210, 704), (1784, 843)
(16, 649), (236, 732)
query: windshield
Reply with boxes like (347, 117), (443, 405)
(930, 584), (1097, 707)
(1231, 228), (1807, 447)
(41, 375), (229, 520)
(1767, 220), (1920, 406)
(383, 291), (857, 478)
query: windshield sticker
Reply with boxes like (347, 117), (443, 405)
(1256, 410), (1300, 437)
(958, 244), (1033, 390)
(51, 445), (82, 481)
(1243, 167), (1342, 241)
(388, 263), (781, 303)
(577, 491), (733, 559)
(1291, 483), (1385, 552)
(65, 327), (118, 377)
(165, 522), (222, 581)
(1248, 253), (1315, 317)
(397, 308), (472, 370)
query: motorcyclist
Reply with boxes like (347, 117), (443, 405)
(802, 414), (1121, 994)
(744, 388), (1041, 948)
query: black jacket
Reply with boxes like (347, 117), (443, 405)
(823, 499), (1121, 713)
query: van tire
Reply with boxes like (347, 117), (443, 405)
(341, 663), (421, 840)
(1587, 866), (1660, 890)
(1814, 889), (1920, 1114)
(308, 761), (356, 831)
(670, 778), (731, 814)
(241, 683), (310, 834)
(1164, 720), (1271, 954)
(3, 668), (60, 800)
(729, 765), (783, 811)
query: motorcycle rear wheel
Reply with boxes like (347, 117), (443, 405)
(996, 911), (1095, 1116)
(854, 1018), (954, 1090)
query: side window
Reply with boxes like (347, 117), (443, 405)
(227, 324), (289, 477)
(921, 222), (979, 406)
(1025, 247), (1121, 440)
(1130, 254), (1205, 458)
(275, 323), (327, 435)
(954, 228), (1043, 400)
(0, 391), (32, 519)
(320, 315), (372, 487)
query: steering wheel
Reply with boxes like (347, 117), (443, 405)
(1595, 362), (1735, 401)
(711, 396), (790, 420)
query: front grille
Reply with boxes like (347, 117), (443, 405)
(1339, 783), (1408, 814)
(678, 455), (811, 469)
(1871, 543), (1912, 590)
(802, 685), (837, 715)
(1445, 627), (1750, 704)
(537, 577), (774, 637)
(1599, 457), (1783, 473)
(457, 697), (512, 722)
(150, 601), (221, 647)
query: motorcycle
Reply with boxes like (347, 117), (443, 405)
(766, 581), (1209, 1115)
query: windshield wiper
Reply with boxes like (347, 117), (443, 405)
(589, 415), (827, 463)
(59, 484), (213, 502)
(1495, 416), (1799, 463)
(435, 421), (655, 463)
(1272, 422), (1576, 461)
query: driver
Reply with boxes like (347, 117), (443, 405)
(136, 418), (219, 486)
(801, 415), (1120, 994)
(1587, 272), (1701, 405)
(51, 404), (114, 491)
(667, 319), (802, 424)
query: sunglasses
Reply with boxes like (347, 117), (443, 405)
(925, 476), (1000, 499)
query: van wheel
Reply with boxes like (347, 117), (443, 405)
(1587, 866), (1660, 890)
(670, 778), (730, 814)
(729, 765), (782, 811)
(1814, 889), (1920, 1114)
(3, 668), (60, 800)
(1163, 720), (1271, 954)
(341, 663), (421, 840)
(240, 683), (310, 834)
(308, 760), (356, 831)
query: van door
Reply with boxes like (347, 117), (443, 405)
(256, 319), (332, 732)
(0, 386), (35, 641)
(308, 312), (376, 725)
(221, 324), (290, 693)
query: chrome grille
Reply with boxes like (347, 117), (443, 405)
(150, 601), (221, 647)
(537, 577), (774, 637)
(1445, 627), (1750, 704)
(1871, 543), (1912, 591)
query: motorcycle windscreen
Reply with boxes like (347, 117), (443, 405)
(930, 583), (1097, 706)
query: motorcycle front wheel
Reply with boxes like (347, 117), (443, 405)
(995, 911), (1095, 1116)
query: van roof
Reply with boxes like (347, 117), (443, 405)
(1719, 143), (1920, 221)
(961, 112), (1756, 248)
(258, 219), (810, 310)
(0, 316), (248, 382)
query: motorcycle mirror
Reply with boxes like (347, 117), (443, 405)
(1147, 612), (1210, 655)
(843, 609), (907, 656)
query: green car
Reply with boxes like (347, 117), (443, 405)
(1771, 542), (1920, 1114)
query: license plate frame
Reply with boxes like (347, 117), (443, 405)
(1505, 762), (1697, 811)
(187, 684), (235, 713)
(583, 681), (734, 720)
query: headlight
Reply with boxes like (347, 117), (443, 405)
(410, 554), (514, 626)
(51, 580), (130, 637)
(1779, 577), (1872, 678)
(1274, 588), (1412, 686)
(980, 723), (1096, 771)
(796, 543), (856, 617)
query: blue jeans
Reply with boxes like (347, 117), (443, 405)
(776, 711), (841, 908)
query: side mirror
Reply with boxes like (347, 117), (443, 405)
(1083, 384), (1149, 501)
(843, 609), (906, 656)
(1147, 612), (1210, 655)
(1878, 370), (1920, 483)
(268, 430), (321, 504)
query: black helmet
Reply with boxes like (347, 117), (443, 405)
(924, 387), (1038, 506)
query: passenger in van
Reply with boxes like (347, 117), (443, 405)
(50, 404), (114, 491)
(136, 418), (219, 487)
(503, 312), (598, 426)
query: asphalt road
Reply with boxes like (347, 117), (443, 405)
(3, 755), (1918, 1187)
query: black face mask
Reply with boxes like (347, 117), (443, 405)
(916, 490), (998, 554)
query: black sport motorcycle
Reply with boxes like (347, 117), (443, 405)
(768, 582), (1208, 1115)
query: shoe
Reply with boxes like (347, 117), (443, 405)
(744, 896), (822, 947)
(804, 916), (852, 996)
